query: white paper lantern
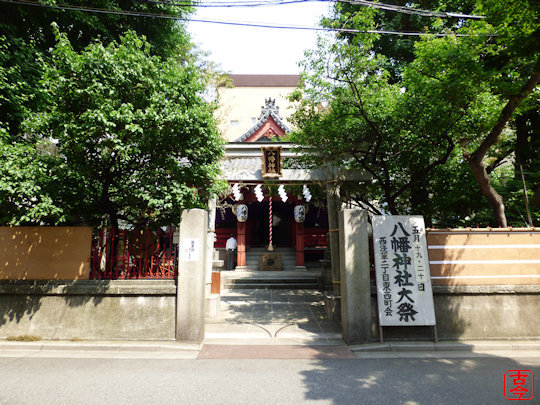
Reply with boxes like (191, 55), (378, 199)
(236, 204), (248, 222)
(294, 205), (306, 223)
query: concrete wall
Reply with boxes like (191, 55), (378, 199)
(371, 284), (540, 341)
(427, 229), (540, 285)
(0, 227), (92, 280)
(216, 86), (296, 141)
(0, 281), (176, 340)
(370, 227), (540, 340)
(336, 216), (540, 342)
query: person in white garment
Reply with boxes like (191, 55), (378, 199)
(225, 234), (237, 270)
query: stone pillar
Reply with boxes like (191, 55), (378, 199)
(295, 221), (306, 270)
(236, 221), (247, 270)
(339, 209), (371, 344)
(326, 184), (341, 295)
(206, 196), (220, 319)
(176, 208), (207, 343)
(206, 196), (217, 286)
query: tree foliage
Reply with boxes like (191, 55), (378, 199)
(0, 136), (65, 225)
(291, 0), (539, 227)
(0, 2), (226, 227)
(0, 0), (193, 138)
(22, 29), (224, 228)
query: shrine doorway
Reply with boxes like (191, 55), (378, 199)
(248, 200), (293, 248)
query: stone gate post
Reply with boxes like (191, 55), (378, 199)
(339, 209), (372, 344)
(176, 208), (208, 343)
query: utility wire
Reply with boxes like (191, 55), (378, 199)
(2, 0), (190, 19)
(336, 0), (485, 20)
(141, 0), (485, 20)
(1, 0), (482, 36)
(143, 0), (322, 7)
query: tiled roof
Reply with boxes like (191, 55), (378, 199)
(234, 98), (291, 142)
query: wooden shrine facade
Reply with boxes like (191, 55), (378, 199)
(218, 98), (369, 269)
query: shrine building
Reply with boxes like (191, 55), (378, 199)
(214, 75), (369, 271)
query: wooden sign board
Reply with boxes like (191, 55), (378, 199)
(261, 146), (282, 178)
(373, 216), (436, 327)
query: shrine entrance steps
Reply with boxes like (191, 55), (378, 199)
(222, 246), (321, 290)
(222, 271), (320, 290)
(208, 252), (340, 344)
(204, 288), (342, 345)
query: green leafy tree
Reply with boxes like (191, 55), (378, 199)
(324, 0), (476, 83)
(517, 96), (540, 217)
(1, 0), (194, 138)
(1, 2), (228, 226)
(23, 29), (224, 229)
(291, 6), (488, 220)
(0, 134), (66, 225)
(292, 0), (539, 226)
(408, 0), (539, 226)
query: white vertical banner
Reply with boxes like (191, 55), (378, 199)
(373, 216), (436, 326)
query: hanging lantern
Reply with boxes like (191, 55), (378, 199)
(236, 204), (248, 222)
(294, 205), (306, 223)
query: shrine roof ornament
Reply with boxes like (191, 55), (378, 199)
(234, 98), (291, 142)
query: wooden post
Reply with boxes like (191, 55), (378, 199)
(326, 184), (341, 296)
(236, 221), (246, 269)
(295, 221), (305, 268)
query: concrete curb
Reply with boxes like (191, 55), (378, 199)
(350, 340), (540, 353)
(0, 340), (201, 353)
(3, 339), (539, 354)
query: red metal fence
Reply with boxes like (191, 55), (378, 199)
(90, 227), (177, 279)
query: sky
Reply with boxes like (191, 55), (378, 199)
(187, 2), (332, 74)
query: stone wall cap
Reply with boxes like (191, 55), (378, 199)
(0, 280), (177, 296)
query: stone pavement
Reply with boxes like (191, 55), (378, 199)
(204, 289), (342, 345)
(1, 287), (539, 359)
(2, 338), (540, 360)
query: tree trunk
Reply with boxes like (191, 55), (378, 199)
(385, 192), (400, 215)
(468, 159), (507, 227)
(466, 56), (540, 227)
(107, 210), (120, 276)
(532, 182), (540, 208)
(410, 182), (430, 220)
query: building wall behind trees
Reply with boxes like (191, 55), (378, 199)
(216, 75), (298, 141)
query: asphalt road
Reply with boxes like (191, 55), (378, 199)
(0, 351), (538, 405)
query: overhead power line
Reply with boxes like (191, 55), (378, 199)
(1, 0), (484, 37)
(143, 0), (323, 7)
(141, 0), (485, 20)
(336, 0), (485, 20)
(2, 0), (191, 19)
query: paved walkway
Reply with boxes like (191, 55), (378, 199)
(204, 289), (342, 345)
(2, 287), (539, 360)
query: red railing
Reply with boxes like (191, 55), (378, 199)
(304, 227), (329, 248)
(215, 228), (235, 248)
(90, 227), (177, 279)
